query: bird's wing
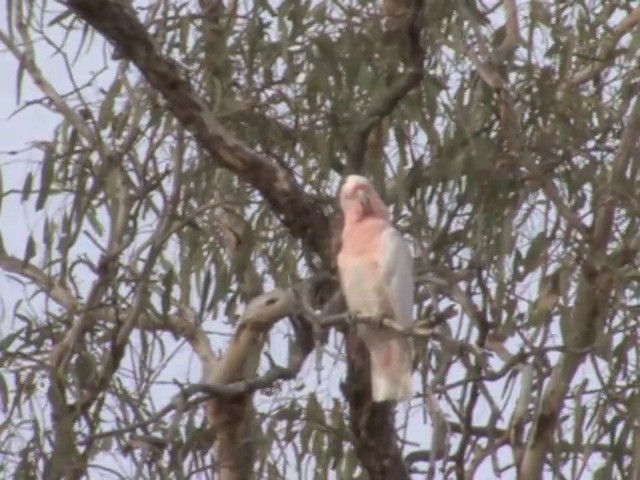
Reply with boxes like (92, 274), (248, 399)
(379, 226), (414, 326)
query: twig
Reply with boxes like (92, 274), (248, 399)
(0, 28), (97, 145)
(318, 309), (451, 337)
(519, 94), (640, 480)
(64, 0), (332, 264)
(0, 255), (77, 309)
(348, 68), (425, 172)
(490, 0), (519, 65)
(565, 8), (640, 88)
(347, 0), (426, 172)
(84, 365), (295, 445)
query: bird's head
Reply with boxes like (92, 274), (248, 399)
(339, 175), (389, 221)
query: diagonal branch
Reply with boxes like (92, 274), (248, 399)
(0, 255), (77, 310)
(62, 0), (331, 264)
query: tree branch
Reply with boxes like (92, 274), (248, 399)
(0, 255), (77, 310)
(565, 7), (640, 88)
(491, 0), (519, 65)
(62, 0), (332, 265)
(347, 0), (426, 172)
(203, 289), (296, 480)
(86, 364), (296, 445)
(457, 0), (520, 90)
(518, 96), (640, 479)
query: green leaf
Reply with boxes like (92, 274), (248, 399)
(16, 446), (34, 477)
(328, 400), (344, 468)
(267, 463), (279, 480)
(42, 217), (51, 249)
(0, 165), (3, 213)
(530, 0), (551, 26)
(22, 235), (36, 267)
(199, 269), (212, 318)
(6, 0), (14, 39)
(179, 16), (190, 54)
(522, 233), (547, 275)
(47, 9), (73, 26)
(310, 0), (327, 23)
(312, 429), (325, 459)
(15, 59), (25, 105)
(592, 463), (612, 480)
(0, 328), (23, 351)
(161, 268), (175, 316)
(592, 331), (612, 360)
(300, 404), (314, 455)
(340, 448), (359, 479)
(98, 78), (122, 130)
(98, 436), (113, 453)
(314, 34), (335, 63)
(21, 171), (33, 203)
(355, 64), (376, 91)
(35, 143), (55, 211)
(572, 381), (586, 448)
(0, 373), (7, 413)
(74, 351), (96, 388)
(86, 209), (105, 237)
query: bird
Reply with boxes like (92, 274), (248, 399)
(336, 175), (414, 402)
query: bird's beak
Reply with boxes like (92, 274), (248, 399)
(357, 189), (372, 214)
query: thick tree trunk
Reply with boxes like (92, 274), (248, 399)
(344, 331), (410, 480)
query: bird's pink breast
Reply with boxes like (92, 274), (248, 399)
(337, 218), (391, 317)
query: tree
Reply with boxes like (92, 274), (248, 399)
(0, 0), (639, 478)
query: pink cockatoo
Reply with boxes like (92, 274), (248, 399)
(336, 175), (414, 402)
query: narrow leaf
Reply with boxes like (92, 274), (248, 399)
(15, 60), (25, 105)
(0, 165), (3, 212)
(47, 9), (73, 26)
(98, 78), (121, 130)
(0, 373), (8, 413)
(21, 171), (33, 203)
(522, 233), (547, 274)
(35, 143), (55, 211)
(199, 269), (212, 318)
(22, 235), (36, 267)
(161, 268), (174, 316)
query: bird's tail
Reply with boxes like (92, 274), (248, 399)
(367, 333), (413, 402)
